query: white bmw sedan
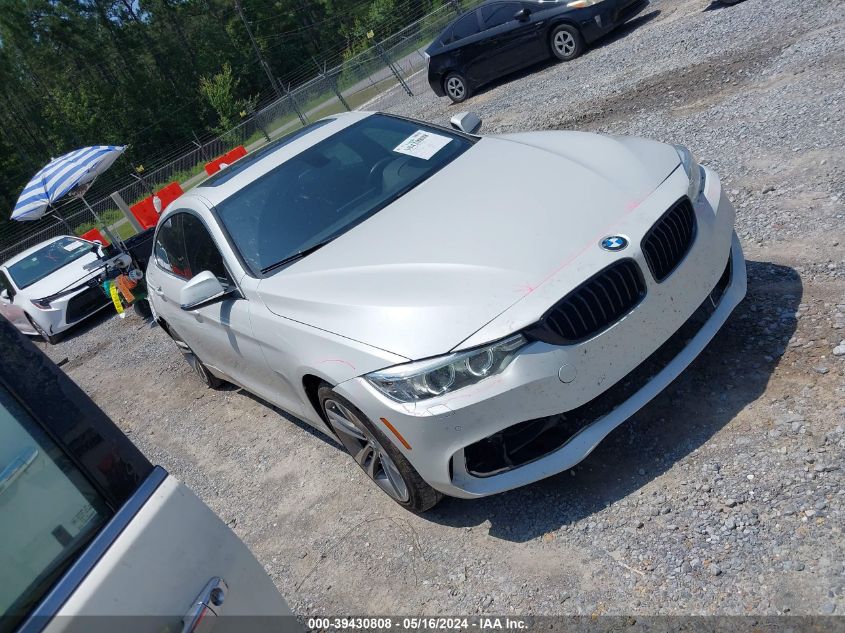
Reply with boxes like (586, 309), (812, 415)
(147, 112), (746, 512)
(0, 236), (111, 344)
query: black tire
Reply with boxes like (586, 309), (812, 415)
(26, 314), (62, 345)
(317, 385), (442, 513)
(550, 24), (584, 61)
(133, 299), (152, 319)
(443, 71), (471, 103)
(169, 327), (224, 389)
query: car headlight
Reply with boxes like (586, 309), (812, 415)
(674, 144), (705, 202)
(365, 333), (528, 403)
(31, 298), (52, 310)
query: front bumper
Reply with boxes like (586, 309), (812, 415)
(336, 168), (746, 498)
(580, 0), (650, 43)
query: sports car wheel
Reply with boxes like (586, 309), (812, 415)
(26, 315), (62, 345)
(318, 386), (442, 513)
(444, 72), (470, 103)
(550, 24), (584, 61)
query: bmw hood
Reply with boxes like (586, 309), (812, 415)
(257, 131), (680, 360)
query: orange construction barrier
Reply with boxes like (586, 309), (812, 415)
(129, 181), (185, 229)
(81, 228), (110, 246)
(204, 145), (247, 176)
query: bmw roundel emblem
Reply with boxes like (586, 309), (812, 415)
(600, 235), (629, 252)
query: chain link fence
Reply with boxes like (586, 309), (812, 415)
(0, 0), (483, 262)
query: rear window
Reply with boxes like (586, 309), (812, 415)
(447, 12), (480, 43)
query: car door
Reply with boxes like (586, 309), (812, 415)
(476, 2), (546, 80)
(445, 10), (488, 86)
(147, 210), (281, 401)
(0, 270), (29, 333)
(0, 317), (293, 633)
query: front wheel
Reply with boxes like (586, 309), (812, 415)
(27, 314), (62, 345)
(318, 386), (442, 513)
(550, 24), (584, 61)
(444, 71), (471, 103)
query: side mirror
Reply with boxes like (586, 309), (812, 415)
(0, 289), (9, 302)
(450, 112), (482, 135)
(514, 7), (531, 21)
(180, 271), (236, 311)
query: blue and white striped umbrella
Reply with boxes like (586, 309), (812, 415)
(12, 145), (126, 221)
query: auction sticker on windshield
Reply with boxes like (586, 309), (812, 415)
(63, 241), (86, 251)
(394, 130), (451, 160)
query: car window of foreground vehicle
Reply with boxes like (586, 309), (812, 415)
(214, 114), (474, 276)
(0, 384), (112, 631)
(6, 238), (91, 289)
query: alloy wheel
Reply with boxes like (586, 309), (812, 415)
(446, 76), (465, 100)
(554, 31), (576, 57)
(324, 398), (410, 502)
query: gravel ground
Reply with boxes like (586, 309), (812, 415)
(42, 0), (844, 618)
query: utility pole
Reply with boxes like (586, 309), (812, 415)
(234, 0), (284, 100)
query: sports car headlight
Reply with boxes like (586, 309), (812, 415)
(365, 334), (528, 403)
(674, 144), (705, 202)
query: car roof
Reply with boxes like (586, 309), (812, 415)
(183, 111), (375, 210)
(1, 235), (81, 268)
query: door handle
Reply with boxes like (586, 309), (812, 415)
(152, 286), (164, 297)
(181, 577), (228, 633)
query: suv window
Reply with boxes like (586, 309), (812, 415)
(0, 383), (111, 627)
(181, 215), (228, 282)
(449, 12), (480, 42)
(481, 2), (521, 28)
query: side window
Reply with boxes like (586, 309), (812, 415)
(451, 12), (480, 42)
(481, 2), (521, 28)
(154, 215), (186, 277)
(0, 271), (11, 295)
(440, 25), (454, 45)
(180, 215), (228, 283)
(0, 383), (111, 627)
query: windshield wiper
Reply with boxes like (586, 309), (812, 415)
(260, 237), (337, 275)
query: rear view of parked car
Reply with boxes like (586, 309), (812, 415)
(427, 0), (649, 102)
(0, 317), (293, 633)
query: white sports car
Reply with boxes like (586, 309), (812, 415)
(147, 111), (746, 512)
(0, 236), (111, 344)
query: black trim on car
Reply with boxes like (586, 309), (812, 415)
(0, 318), (154, 509)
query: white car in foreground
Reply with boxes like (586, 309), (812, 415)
(147, 111), (746, 512)
(0, 236), (111, 344)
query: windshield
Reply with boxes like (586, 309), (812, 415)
(213, 114), (473, 275)
(7, 238), (92, 289)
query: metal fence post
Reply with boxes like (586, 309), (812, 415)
(284, 84), (308, 126)
(376, 41), (413, 97)
(110, 192), (144, 233)
(327, 72), (351, 111)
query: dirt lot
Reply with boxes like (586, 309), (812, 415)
(44, 0), (844, 618)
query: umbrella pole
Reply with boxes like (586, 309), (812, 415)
(80, 195), (125, 251)
(48, 208), (74, 233)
